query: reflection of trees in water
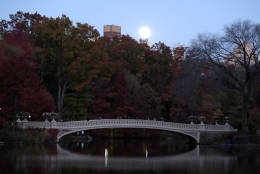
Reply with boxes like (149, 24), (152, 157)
(60, 128), (196, 157)
(61, 139), (196, 157)
(2, 144), (260, 173)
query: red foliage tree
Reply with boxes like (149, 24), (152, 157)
(0, 30), (55, 122)
(89, 71), (135, 118)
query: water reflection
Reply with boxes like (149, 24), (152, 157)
(1, 140), (260, 174)
(65, 139), (196, 157)
(104, 148), (108, 167)
(54, 144), (235, 171)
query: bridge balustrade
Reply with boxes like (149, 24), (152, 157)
(18, 118), (235, 132)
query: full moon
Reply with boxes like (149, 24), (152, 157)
(139, 26), (151, 39)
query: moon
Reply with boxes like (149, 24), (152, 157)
(139, 26), (151, 39)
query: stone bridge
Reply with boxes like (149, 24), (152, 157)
(17, 119), (237, 143)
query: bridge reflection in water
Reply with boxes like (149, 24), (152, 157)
(16, 145), (236, 171)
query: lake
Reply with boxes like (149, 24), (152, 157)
(1, 138), (260, 174)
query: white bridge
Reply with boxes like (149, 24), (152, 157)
(17, 119), (237, 143)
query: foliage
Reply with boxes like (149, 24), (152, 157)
(1, 12), (260, 132)
(189, 20), (260, 130)
(0, 29), (55, 122)
(0, 11), (100, 120)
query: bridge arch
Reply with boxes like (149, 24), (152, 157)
(57, 126), (200, 143)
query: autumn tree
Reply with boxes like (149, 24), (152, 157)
(0, 11), (184, 121)
(0, 30), (55, 122)
(190, 20), (260, 130)
(30, 15), (99, 120)
(0, 11), (99, 120)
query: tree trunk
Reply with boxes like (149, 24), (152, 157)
(12, 94), (18, 121)
(242, 93), (249, 132)
(57, 80), (67, 121)
(57, 66), (68, 121)
(241, 79), (252, 133)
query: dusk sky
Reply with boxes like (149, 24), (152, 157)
(1, 0), (260, 47)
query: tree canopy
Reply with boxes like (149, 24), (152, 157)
(1, 12), (260, 132)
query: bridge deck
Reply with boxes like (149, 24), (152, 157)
(19, 119), (236, 131)
(17, 119), (237, 143)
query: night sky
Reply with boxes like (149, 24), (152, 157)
(1, 0), (260, 47)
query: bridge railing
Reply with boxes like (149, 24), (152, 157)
(54, 119), (202, 130)
(17, 119), (236, 132)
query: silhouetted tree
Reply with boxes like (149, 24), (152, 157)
(190, 20), (260, 130)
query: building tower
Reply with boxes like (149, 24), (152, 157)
(104, 25), (121, 38)
(173, 46), (185, 60)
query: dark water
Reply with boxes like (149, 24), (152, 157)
(1, 139), (260, 174)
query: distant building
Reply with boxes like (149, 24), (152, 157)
(104, 25), (121, 38)
(173, 46), (186, 60)
(227, 43), (258, 66)
(140, 38), (148, 44)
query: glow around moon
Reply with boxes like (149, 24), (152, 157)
(139, 26), (151, 39)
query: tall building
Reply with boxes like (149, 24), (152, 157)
(104, 25), (121, 38)
(228, 43), (258, 66)
(173, 46), (186, 60)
